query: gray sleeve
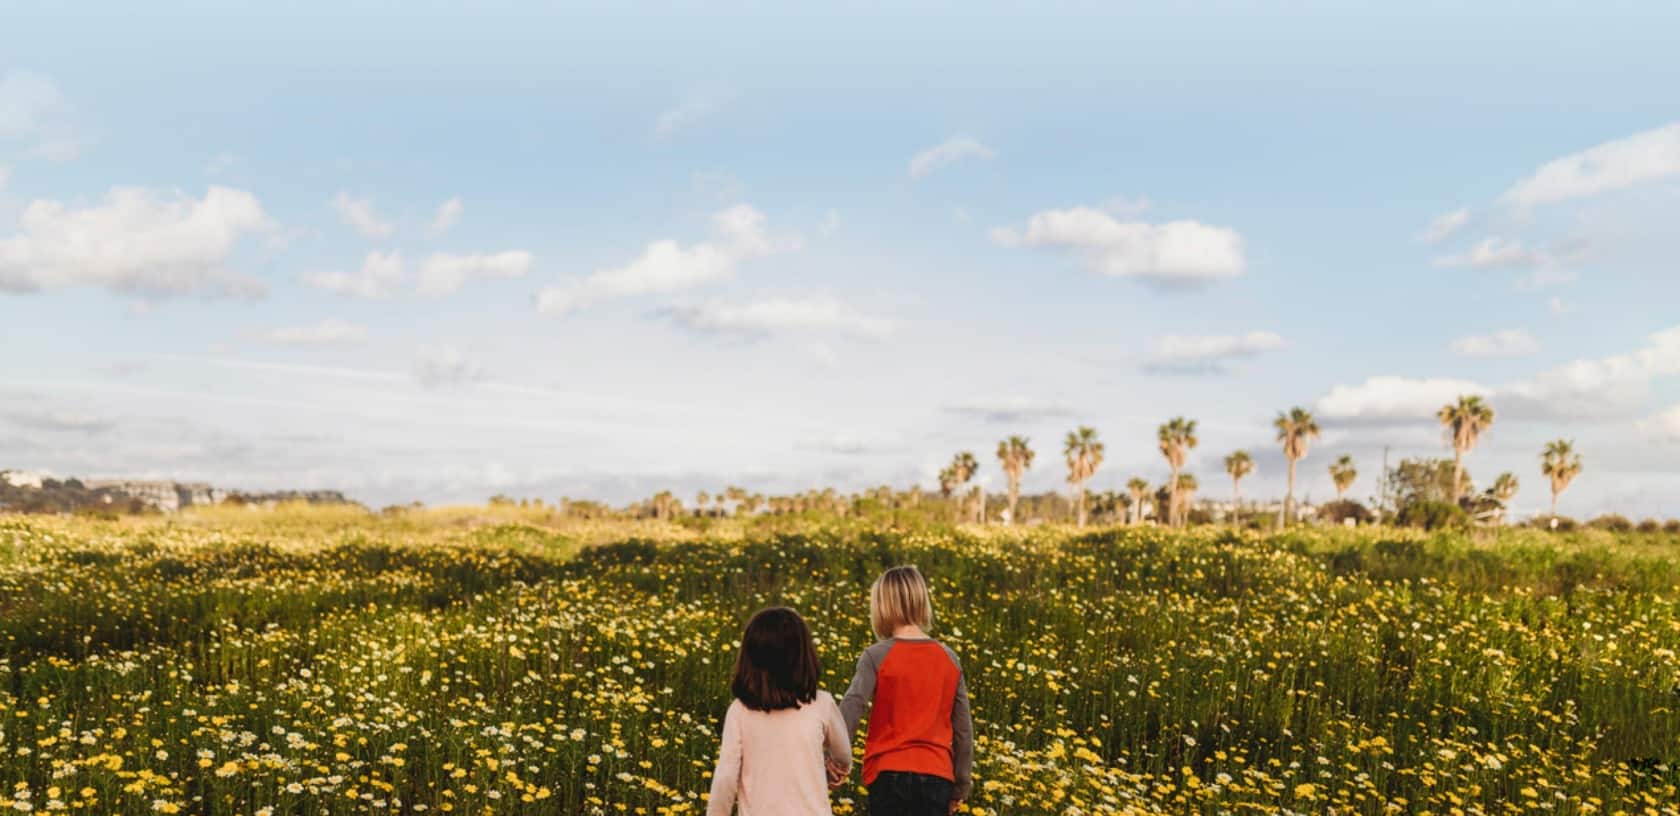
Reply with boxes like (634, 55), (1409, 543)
(945, 645), (974, 802)
(838, 641), (890, 738)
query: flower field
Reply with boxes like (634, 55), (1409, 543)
(2, 509), (1679, 814)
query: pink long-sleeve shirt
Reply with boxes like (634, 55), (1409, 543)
(706, 690), (852, 816)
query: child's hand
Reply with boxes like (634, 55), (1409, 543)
(948, 799), (964, 814)
(825, 759), (848, 789)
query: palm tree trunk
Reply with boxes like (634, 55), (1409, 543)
(977, 489), (986, 524)
(1452, 448), (1464, 503)
(1076, 481), (1087, 527)
(1005, 478), (1016, 526)
(1283, 458), (1297, 526)
(1168, 465), (1181, 528)
(1550, 488), (1559, 518)
(1232, 478), (1241, 526)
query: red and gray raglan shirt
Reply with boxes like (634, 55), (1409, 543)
(838, 637), (974, 801)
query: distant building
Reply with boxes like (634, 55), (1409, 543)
(85, 480), (187, 513)
(1, 470), (48, 489)
(83, 480), (229, 513)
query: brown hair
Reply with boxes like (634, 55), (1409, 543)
(730, 607), (821, 711)
(870, 565), (933, 639)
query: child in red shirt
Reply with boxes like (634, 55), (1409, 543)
(837, 566), (973, 815)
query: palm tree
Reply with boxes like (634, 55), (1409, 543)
(1174, 473), (1199, 525)
(1064, 426), (1105, 527)
(1438, 395), (1495, 502)
(1274, 407), (1321, 526)
(1541, 439), (1582, 520)
(651, 490), (681, 521)
(1126, 477), (1150, 525)
(1329, 455), (1357, 500)
(1223, 451), (1254, 523)
(1157, 417), (1199, 528)
(1491, 472), (1518, 503)
(948, 452), (978, 523)
(696, 490), (710, 517)
(723, 485), (747, 516)
(1490, 472), (1519, 525)
(996, 436), (1035, 525)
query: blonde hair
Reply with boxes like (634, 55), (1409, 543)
(870, 565), (933, 639)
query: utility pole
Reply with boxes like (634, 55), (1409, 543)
(1380, 445), (1391, 518)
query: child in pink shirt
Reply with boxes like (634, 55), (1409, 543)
(707, 607), (852, 815)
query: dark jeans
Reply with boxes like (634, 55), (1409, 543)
(868, 771), (953, 816)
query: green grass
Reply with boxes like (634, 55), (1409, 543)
(0, 511), (1677, 814)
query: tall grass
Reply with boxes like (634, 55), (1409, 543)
(0, 511), (1676, 814)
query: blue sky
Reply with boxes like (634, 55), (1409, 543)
(3, 2), (1679, 516)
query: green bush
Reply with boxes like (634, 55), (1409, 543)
(1318, 499), (1374, 525)
(1590, 514), (1634, 533)
(1396, 500), (1467, 530)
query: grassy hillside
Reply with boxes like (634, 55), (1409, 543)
(1, 508), (1677, 814)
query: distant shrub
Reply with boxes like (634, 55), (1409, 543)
(1666, 520), (1680, 535)
(1637, 519), (1661, 534)
(1319, 499), (1374, 525)
(1589, 514), (1634, 533)
(1397, 500), (1467, 531)
(1525, 515), (1584, 532)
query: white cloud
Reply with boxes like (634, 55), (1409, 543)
(1431, 236), (1552, 269)
(653, 88), (730, 139)
(536, 204), (794, 315)
(1416, 207), (1470, 243)
(991, 206), (1244, 284)
(807, 342), (838, 369)
(659, 295), (893, 340)
(944, 397), (1075, 423)
(1145, 331), (1286, 373)
(797, 434), (879, 455)
(1549, 296), (1566, 316)
(1641, 404), (1680, 444)
(0, 185), (269, 297)
(0, 69), (85, 160)
(1319, 325), (1680, 423)
(908, 136), (996, 180)
(428, 196), (463, 237)
(330, 191), (394, 239)
(1317, 376), (1492, 422)
(0, 71), (64, 137)
(304, 250), (405, 299)
(415, 345), (484, 388)
(266, 319), (369, 346)
(1451, 329), (1540, 358)
(1501, 122), (1680, 208)
(1502, 326), (1680, 419)
(4, 409), (113, 434)
(416, 250), (532, 296)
